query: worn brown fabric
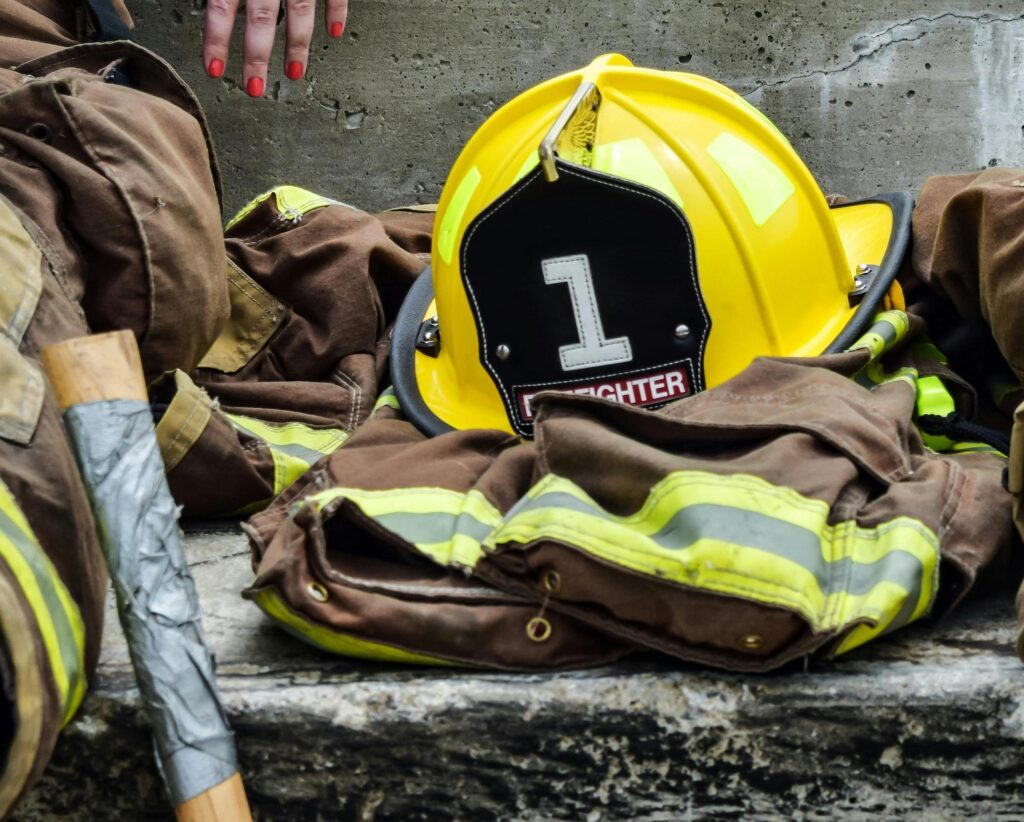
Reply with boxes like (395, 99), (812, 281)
(157, 196), (433, 518)
(0, 4), (226, 814)
(244, 421), (635, 669)
(1, 41), (227, 379)
(197, 197), (431, 420)
(910, 169), (1024, 660)
(244, 339), (1015, 672)
(0, 0), (132, 66)
(0, 193), (107, 817)
(912, 169), (1024, 386)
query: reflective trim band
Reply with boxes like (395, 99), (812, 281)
(437, 167), (481, 265)
(0, 482), (85, 726)
(707, 132), (795, 226)
(225, 185), (351, 231)
(372, 387), (401, 413)
(915, 374), (956, 452)
(305, 486), (502, 568)
(225, 413), (348, 496)
(302, 469), (938, 655)
(592, 138), (684, 210)
(847, 310), (911, 361)
(498, 473), (937, 651)
(248, 588), (457, 666)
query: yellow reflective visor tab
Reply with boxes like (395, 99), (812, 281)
(437, 167), (481, 265)
(706, 132), (795, 226)
(305, 486), (502, 568)
(225, 413), (349, 495)
(592, 138), (684, 209)
(249, 588), (457, 666)
(0, 482), (86, 726)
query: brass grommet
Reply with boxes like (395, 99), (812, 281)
(26, 122), (52, 143)
(542, 570), (562, 593)
(741, 634), (764, 650)
(526, 616), (552, 643)
(307, 582), (329, 603)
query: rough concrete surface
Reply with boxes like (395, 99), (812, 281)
(15, 523), (1024, 820)
(131, 1), (1024, 218)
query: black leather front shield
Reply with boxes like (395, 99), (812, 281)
(461, 159), (710, 436)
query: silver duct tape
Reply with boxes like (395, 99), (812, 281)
(64, 400), (237, 805)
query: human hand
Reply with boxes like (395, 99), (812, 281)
(203, 0), (349, 97)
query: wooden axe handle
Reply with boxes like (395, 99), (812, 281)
(175, 774), (252, 822)
(41, 330), (253, 822)
(39, 330), (147, 410)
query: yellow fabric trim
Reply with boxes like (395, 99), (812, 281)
(249, 588), (457, 666)
(0, 481), (86, 726)
(372, 388), (401, 413)
(306, 469), (938, 657)
(306, 486), (501, 568)
(154, 371), (213, 474)
(0, 564), (44, 817)
(197, 259), (285, 373)
(497, 473), (937, 652)
(0, 336), (43, 446)
(225, 413), (348, 496)
(0, 194), (42, 347)
(226, 185), (347, 231)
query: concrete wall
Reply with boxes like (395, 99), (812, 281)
(133, 2), (1024, 218)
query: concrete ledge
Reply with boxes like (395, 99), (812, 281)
(14, 523), (1024, 820)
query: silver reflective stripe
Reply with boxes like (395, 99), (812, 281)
(0, 506), (81, 701)
(227, 418), (326, 466)
(374, 510), (496, 546)
(510, 491), (925, 617)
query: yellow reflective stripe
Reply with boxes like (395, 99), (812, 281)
(847, 310), (912, 360)
(706, 132), (795, 226)
(305, 486), (501, 568)
(372, 387), (401, 413)
(226, 185), (348, 231)
(498, 473), (936, 650)
(592, 138), (685, 209)
(0, 482), (85, 726)
(225, 413), (348, 495)
(249, 588), (458, 666)
(304, 470), (937, 653)
(437, 167), (481, 265)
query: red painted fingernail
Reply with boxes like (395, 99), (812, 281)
(286, 61), (304, 80)
(330, 21), (343, 37)
(246, 76), (264, 97)
(207, 58), (224, 78)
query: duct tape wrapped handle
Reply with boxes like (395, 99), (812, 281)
(40, 330), (252, 822)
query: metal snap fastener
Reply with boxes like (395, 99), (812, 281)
(741, 634), (764, 650)
(526, 617), (552, 643)
(26, 123), (52, 143)
(674, 324), (691, 340)
(496, 344), (511, 360)
(307, 582), (329, 603)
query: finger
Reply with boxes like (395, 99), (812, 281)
(243, 0), (281, 97)
(325, 0), (348, 39)
(284, 0), (316, 80)
(203, 0), (240, 78)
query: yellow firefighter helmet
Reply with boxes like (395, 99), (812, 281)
(392, 54), (911, 437)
